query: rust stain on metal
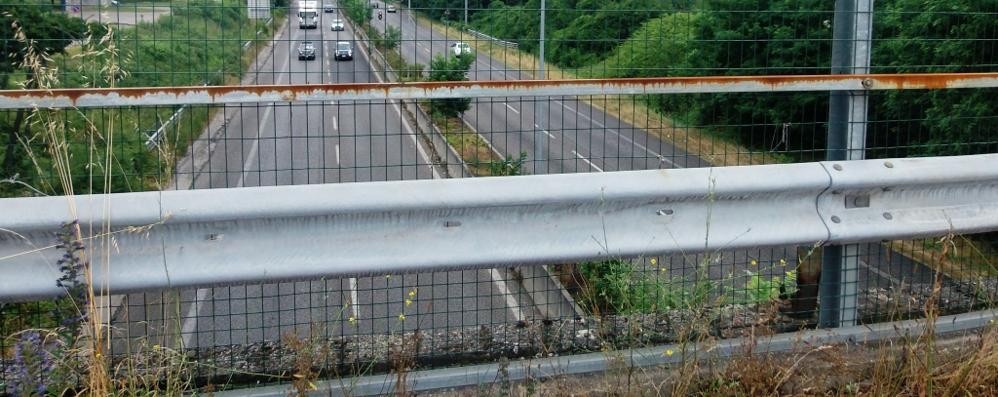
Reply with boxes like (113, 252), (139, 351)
(0, 73), (994, 108)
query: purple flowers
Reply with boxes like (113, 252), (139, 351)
(7, 331), (53, 396)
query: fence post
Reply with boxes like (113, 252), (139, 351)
(533, 0), (547, 174)
(820, 0), (874, 328)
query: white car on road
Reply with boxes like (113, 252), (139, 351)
(331, 19), (345, 31)
(450, 42), (472, 56)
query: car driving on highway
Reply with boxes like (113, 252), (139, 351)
(387, 4), (396, 12)
(334, 41), (354, 61)
(450, 42), (472, 56)
(297, 41), (316, 60)
(331, 19), (345, 31)
(323, 2), (335, 12)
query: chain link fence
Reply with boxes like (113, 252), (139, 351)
(1, 0), (996, 394)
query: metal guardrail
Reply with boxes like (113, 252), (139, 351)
(144, 105), (184, 149)
(1, 73), (995, 109)
(467, 28), (518, 49)
(2, 154), (996, 301)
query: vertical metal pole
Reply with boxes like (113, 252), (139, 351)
(464, 0), (469, 25)
(533, 0), (547, 174)
(821, 0), (873, 328)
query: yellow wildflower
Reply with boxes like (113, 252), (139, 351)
(398, 313), (406, 321)
(665, 349), (674, 357)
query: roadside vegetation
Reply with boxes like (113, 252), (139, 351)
(1, 0), (276, 196)
(425, 0), (996, 161)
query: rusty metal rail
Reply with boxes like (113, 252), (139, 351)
(1, 73), (995, 109)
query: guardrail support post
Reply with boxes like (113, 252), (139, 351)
(821, 0), (873, 328)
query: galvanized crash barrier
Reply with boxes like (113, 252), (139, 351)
(1, 154), (996, 301)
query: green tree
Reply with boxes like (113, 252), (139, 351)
(1, 3), (92, 182)
(648, 0), (834, 159)
(870, 0), (997, 156)
(427, 52), (475, 116)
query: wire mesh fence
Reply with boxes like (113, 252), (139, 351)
(1, 0), (996, 394)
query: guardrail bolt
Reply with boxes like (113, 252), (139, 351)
(656, 209), (674, 216)
(831, 216), (841, 223)
(882, 212), (893, 220)
(883, 161), (894, 168)
(861, 78), (874, 89)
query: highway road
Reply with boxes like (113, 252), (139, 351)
(370, 3), (709, 174)
(111, 2), (529, 351)
(107, 2), (945, 353)
(365, 3), (950, 315)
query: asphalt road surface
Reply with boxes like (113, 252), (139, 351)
(370, 3), (709, 174)
(109, 2), (940, 353)
(111, 3), (529, 351)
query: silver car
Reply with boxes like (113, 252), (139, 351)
(331, 19), (345, 31)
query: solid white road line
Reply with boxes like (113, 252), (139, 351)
(335, 143), (341, 165)
(180, 289), (209, 349)
(348, 277), (360, 319)
(504, 102), (519, 114)
(489, 269), (525, 322)
(332, 116), (338, 131)
(571, 150), (604, 173)
(355, 34), (441, 179)
(183, 24), (294, 349)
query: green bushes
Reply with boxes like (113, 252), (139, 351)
(578, 259), (800, 315)
(427, 53), (475, 116)
(579, 259), (714, 315)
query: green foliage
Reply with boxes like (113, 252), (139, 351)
(340, 0), (373, 28)
(869, 0), (998, 157)
(427, 53), (475, 116)
(741, 270), (798, 305)
(487, 151), (527, 176)
(546, 0), (666, 68)
(383, 25), (402, 50)
(0, 2), (94, 87)
(2, 1), (265, 196)
(579, 259), (713, 315)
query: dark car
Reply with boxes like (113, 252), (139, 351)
(297, 41), (316, 60)
(334, 41), (353, 61)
